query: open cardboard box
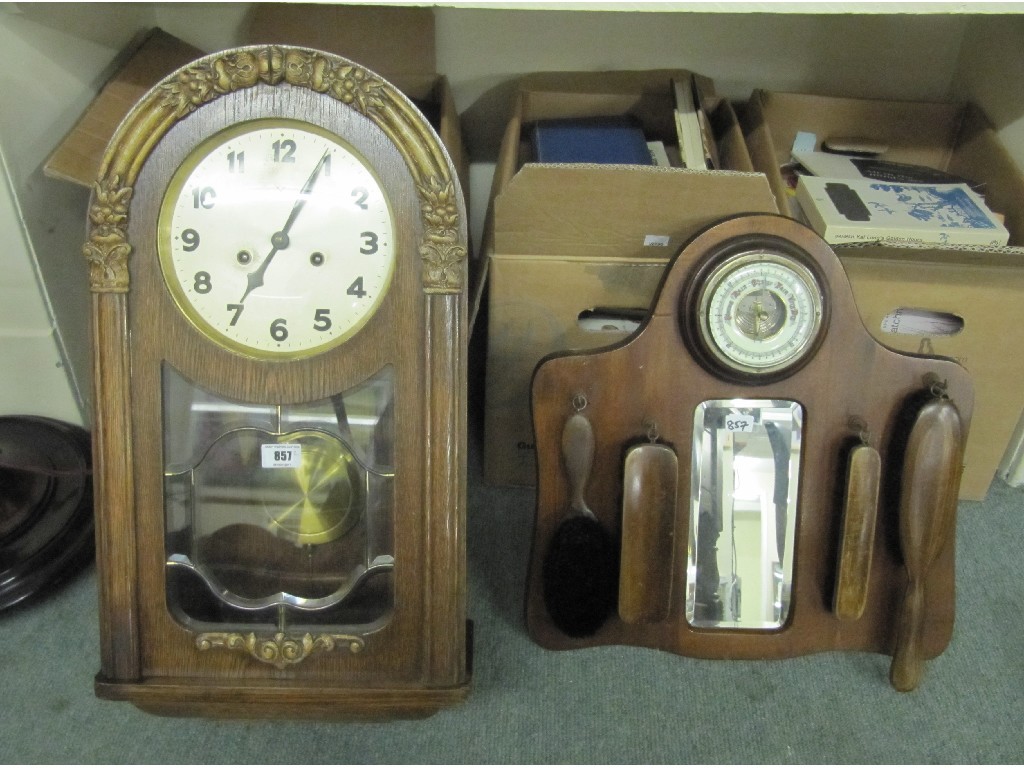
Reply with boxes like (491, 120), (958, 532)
(44, 29), (205, 186)
(46, 7), (469, 196)
(482, 71), (778, 486)
(743, 89), (1024, 500)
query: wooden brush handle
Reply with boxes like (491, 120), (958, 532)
(889, 397), (964, 692)
(562, 412), (595, 516)
(891, 576), (927, 692)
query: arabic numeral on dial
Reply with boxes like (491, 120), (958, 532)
(193, 271), (212, 294)
(272, 139), (296, 163)
(227, 150), (245, 173)
(226, 303), (243, 326)
(192, 187), (216, 209)
(351, 187), (368, 210)
(360, 232), (378, 255)
(180, 228), (200, 252)
(347, 277), (367, 298)
(313, 309), (332, 332)
(270, 318), (288, 341)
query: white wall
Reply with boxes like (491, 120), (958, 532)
(0, 3), (1020, 426)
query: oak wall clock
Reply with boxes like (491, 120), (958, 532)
(83, 45), (469, 719)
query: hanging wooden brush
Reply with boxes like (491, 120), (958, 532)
(618, 422), (677, 625)
(541, 396), (618, 638)
(890, 381), (965, 692)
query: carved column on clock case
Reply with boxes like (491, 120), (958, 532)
(84, 177), (140, 681)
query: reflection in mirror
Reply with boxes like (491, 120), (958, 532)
(687, 399), (802, 630)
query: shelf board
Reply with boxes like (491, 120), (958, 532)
(408, 0), (1024, 13)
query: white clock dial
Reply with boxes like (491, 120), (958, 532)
(158, 119), (395, 359)
(697, 251), (824, 376)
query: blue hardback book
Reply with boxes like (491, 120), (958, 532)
(530, 117), (653, 166)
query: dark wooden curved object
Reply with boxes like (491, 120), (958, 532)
(527, 214), (972, 680)
(890, 396), (964, 691)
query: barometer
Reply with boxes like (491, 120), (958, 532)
(84, 46), (469, 719)
(688, 242), (827, 381)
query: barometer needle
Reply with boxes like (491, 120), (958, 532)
(238, 150), (331, 303)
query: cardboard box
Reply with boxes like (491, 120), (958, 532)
(483, 71), (779, 486)
(46, 9), (469, 198)
(743, 89), (1024, 499)
(44, 29), (205, 186)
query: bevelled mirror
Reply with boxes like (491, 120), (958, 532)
(687, 399), (801, 630)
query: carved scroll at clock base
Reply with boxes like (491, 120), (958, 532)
(196, 631), (365, 670)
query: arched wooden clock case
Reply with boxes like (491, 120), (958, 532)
(83, 46), (469, 719)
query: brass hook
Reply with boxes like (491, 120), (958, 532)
(643, 418), (661, 443)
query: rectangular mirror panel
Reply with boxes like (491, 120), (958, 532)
(687, 399), (802, 630)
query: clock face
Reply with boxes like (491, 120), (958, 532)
(158, 119), (396, 359)
(695, 250), (825, 377)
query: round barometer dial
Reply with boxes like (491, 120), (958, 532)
(695, 250), (825, 377)
(158, 118), (396, 360)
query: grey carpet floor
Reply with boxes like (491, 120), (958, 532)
(3, 452), (1023, 764)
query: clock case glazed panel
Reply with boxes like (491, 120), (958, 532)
(85, 46), (469, 719)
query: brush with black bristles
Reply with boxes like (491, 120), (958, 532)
(542, 403), (617, 638)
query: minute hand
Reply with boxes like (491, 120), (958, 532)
(238, 150), (331, 304)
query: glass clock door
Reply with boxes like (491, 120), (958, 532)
(162, 364), (395, 636)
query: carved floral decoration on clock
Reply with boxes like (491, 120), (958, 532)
(85, 46), (465, 295)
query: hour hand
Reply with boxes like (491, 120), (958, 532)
(239, 230), (290, 303)
(239, 252), (272, 304)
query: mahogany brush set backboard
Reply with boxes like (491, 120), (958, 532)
(527, 214), (971, 693)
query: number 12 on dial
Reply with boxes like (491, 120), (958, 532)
(158, 119), (396, 360)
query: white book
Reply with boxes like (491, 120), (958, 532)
(646, 140), (671, 167)
(795, 175), (1010, 247)
(793, 149), (972, 187)
(792, 150), (874, 179)
(672, 77), (706, 170)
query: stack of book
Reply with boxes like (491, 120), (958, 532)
(525, 74), (720, 171)
(672, 75), (718, 171)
